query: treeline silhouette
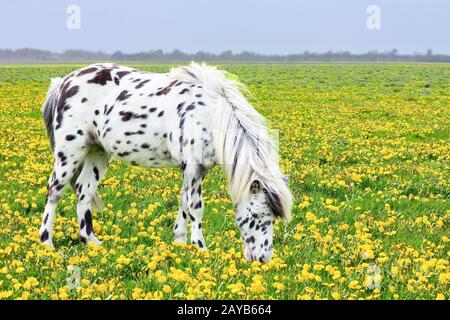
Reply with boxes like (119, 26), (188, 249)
(1, 48), (449, 62)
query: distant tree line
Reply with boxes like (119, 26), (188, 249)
(0, 49), (110, 62)
(1, 48), (449, 62)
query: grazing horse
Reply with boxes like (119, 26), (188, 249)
(40, 63), (293, 262)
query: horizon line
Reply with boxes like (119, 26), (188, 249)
(1, 48), (450, 56)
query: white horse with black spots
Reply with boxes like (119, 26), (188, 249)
(39, 63), (293, 262)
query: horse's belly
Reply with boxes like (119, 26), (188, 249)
(115, 149), (175, 168)
(101, 121), (177, 168)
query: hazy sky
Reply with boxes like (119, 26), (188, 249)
(0, 0), (448, 54)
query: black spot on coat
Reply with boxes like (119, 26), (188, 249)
(93, 167), (99, 180)
(156, 80), (177, 95)
(116, 90), (131, 101)
(85, 210), (93, 235)
(87, 68), (113, 86)
(66, 135), (76, 141)
(135, 79), (151, 89)
(116, 71), (131, 79)
(119, 111), (133, 121)
(77, 67), (98, 77)
(40, 229), (49, 242)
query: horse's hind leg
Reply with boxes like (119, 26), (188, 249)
(174, 187), (189, 243)
(39, 145), (87, 247)
(74, 152), (109, 245)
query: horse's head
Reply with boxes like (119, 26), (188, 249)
(235, 176), (289, 263)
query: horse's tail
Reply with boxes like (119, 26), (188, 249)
(42, 77), (62, 150)
(42, 77), (103, 211)
(170, 63), (293, 221)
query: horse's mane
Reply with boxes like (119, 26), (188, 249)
(170, 63), (293, 221)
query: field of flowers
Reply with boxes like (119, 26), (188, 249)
(0, 63), (448, 300)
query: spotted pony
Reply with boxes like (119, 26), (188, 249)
(39, 63), (293, 262)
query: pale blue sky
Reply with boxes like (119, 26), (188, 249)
(0, 0), (448, 54)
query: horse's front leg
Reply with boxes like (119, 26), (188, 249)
(182, 164), (207, 250)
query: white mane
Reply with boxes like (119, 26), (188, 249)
(170, 63), (293, 221)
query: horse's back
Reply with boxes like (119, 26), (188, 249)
(51, 63), (217, 169)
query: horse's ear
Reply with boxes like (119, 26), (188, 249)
(250, 180), (261, 194)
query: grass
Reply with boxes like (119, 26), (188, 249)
(0, 63), (448, 300)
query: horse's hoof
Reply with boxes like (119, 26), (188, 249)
(87, 237), (102, 246)
(174, 236), (187, 244)
(82, 235), (102, 246)
(41, 240), (54, 248)
(192, 240), (208, 250)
